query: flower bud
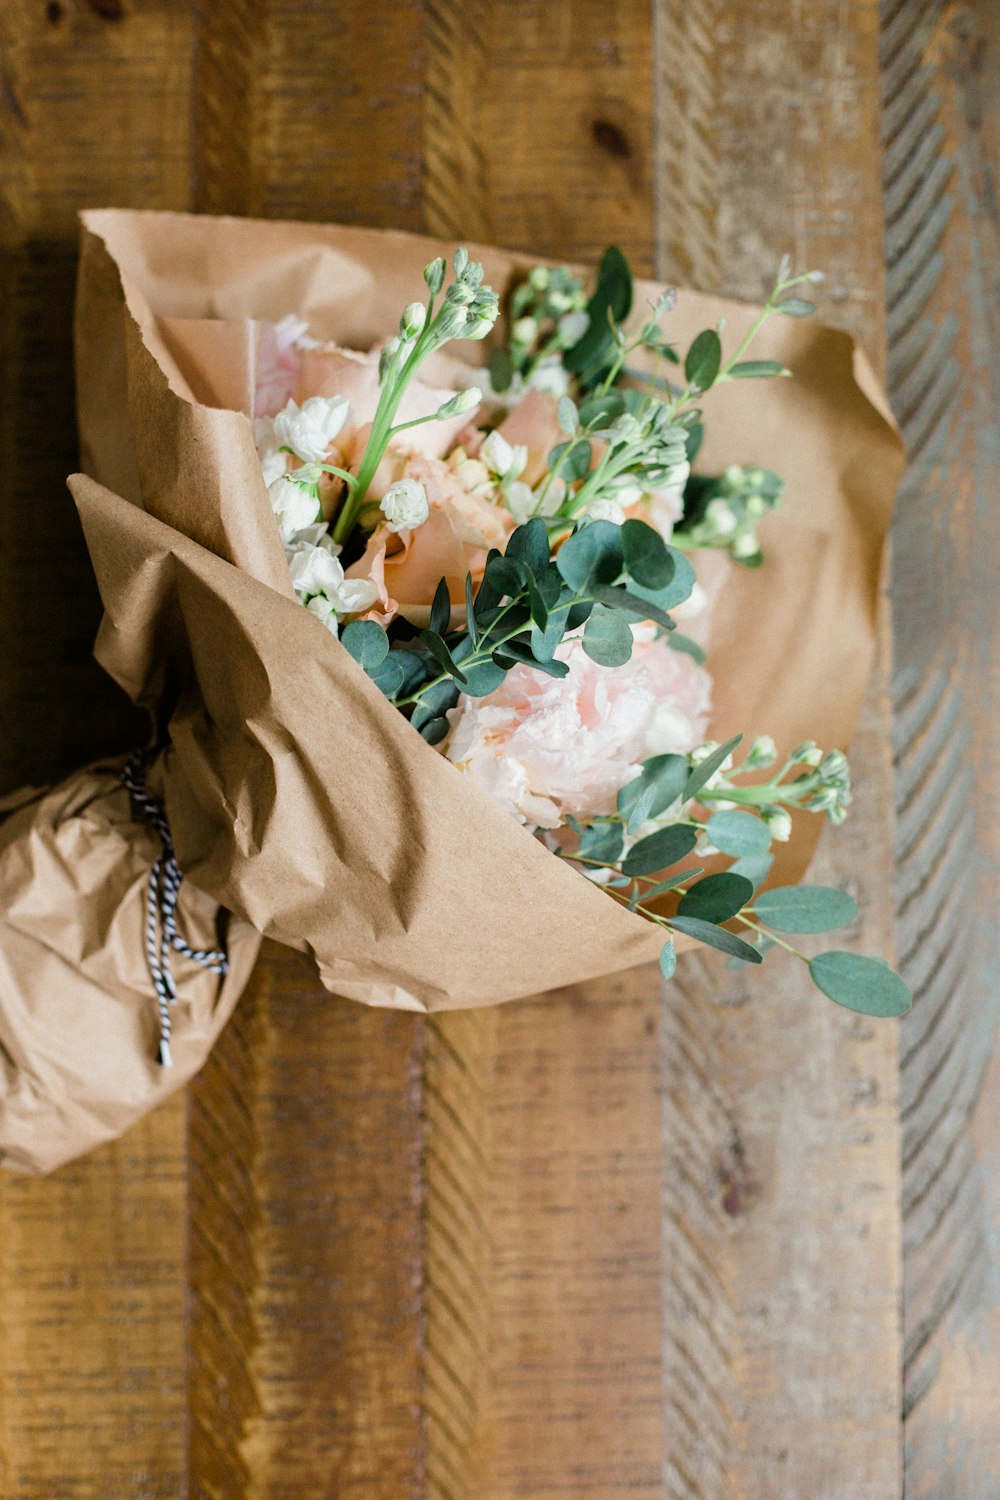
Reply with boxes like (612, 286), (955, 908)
(528, 266), (550, 291)
(505, 481), (536, 524)
(379, 336), (402, 382)
(424, 257), (446, 294)
(512, 316), (539, 345)
(791, 740), (823, 767)
(453, 247), (469, 277)
(380, 477), (429, 534)
(400, 301), (427, 340)
(481, 429), (515, 478)
(763, 806), (793, 842)
(745, 735), (777, 769)
(436, 386), (482, 419)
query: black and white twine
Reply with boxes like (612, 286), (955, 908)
(121, 753), (229, 1068)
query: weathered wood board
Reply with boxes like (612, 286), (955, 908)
(0, 0), (989, 1494)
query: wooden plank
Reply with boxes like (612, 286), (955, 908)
(0, 3), (193, 1496)
(184, 8), (429, 1494)
(879, 1), (1000, 1490)
(420, 5), (670, 1494)
(656, 4), (903, 1495)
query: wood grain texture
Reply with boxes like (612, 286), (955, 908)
(0, 4), (192, 1496)
(880, 1), (1000, 1490)
(656, 4), (903, 1495)
(0, 0), (924, 1494)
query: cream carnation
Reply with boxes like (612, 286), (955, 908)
(445, 625), (712, 828)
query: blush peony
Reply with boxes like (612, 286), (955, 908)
(445, 624), (712, 828)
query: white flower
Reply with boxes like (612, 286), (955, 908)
(273, 395), (351, 464)
(258, 448), (287, 487)
(269, 475), (320, 542)
(527, 360), (571, 399)
(705, 497), (738, 535)
(380, 477), (429, 534)
(480, 430), (527, 481)
(764, 807), (793, 842)
(585, 498), (627, 525)
(505, 480), (537, 523)
(306, 594), (340, 635)
(400, 302), (427, 339)
(332, 577), (380, 613)
(287, 539), (346, 599)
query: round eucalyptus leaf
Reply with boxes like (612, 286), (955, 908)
(705, 809), (771, 858)
(754, 885), (858, 934)
(809, 951), (912, 1018)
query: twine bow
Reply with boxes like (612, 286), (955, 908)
(121, 753), (229, 1067)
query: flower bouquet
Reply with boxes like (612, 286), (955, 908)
(0, 209), (907, 1170)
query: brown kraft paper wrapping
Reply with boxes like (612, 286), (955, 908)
(63, 208), (902, 1015)
(0, 759), (261, 1173)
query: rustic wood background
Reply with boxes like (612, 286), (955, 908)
(0, 1), (995, 1495)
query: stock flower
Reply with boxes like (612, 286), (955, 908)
(445, 624), (711, 828)
(269, 475), (320, 542)
(295, 345), (481, 491)
(285, 533), (380, 622)
(273, 395), (351, 464)
(381, 478), (430, 533)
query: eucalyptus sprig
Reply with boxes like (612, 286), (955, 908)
(339, 514), (695, 743)
(552, 740), (909, 1018)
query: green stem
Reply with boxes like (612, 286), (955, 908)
(736, 914), (808, 962)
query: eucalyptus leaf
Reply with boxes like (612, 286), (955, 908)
(464, 573), (479, 648)
(621, 519), (675, 590)
(727, 934), (776, 970)
(460, 658), (508, 697)
(556, 521), (624, 592)
(683, 734), (743, 803)
(340, 619), (389, 671)
(557, 395), (579, 434)
(418, 716), (450, 747)
(706, 809), (772, 858)
(628, 547), (696, 612)
(728, 359), (788, 379)
(777, 297), (816, 317)
(667, 916), (763, 964)
(677, 872), (754, 924)
(728, 852), (774, 890)
(366, 655), (405, 698)
(667, 632), (707, 665)
(684, 328), (722, 391)
(589, 584), (676, 632)
(488, 347), (514, 392)
(809, 951), (912, 1017)
(617, 753), (689, 831)
(622, 824), (699, 877)
(659, 939), (677, 980)
(754, 885), (859, 934)
(583, 604), (633, 667)
(410, 678), (460, 730)
(419, 630), (468, 685)
(578, 820), (625, 864)
(429, 576), (452, 636)
(505, 517), (551, 578)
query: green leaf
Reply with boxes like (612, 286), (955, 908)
(367, 654), (405, 698)
(728, 852), (773, 889)
(617, 754), (690, 831)
(419, 630), (468, 685)
(622, 824), (699, 877)
(684, 422), (704, 464)
(548, 439), (592, 482)
(727, 934), (775, 970)
(706, 809), (772, 858)
(340, 620), (390, 671)
(621, 519), (675, 590)
(564, 245), (633, 383)
(590, 584), (675, 632)
(678, 872), (754, 923)
(418, 716), (450, 747)
(492, 640), (570, 678)
(728, 359), (788, 379)
(809, 951), (912, 1017)
(410, 678), (460, 730)
(430, 577), (452, 636)
(667, 916), (763, 963)
(659, 939), (677, 980)
(667, 632), (707, 665)
(777, 297), (816, 318)
(556, 520), (624, 592)
(627, 546), (696, 612)
(578, 820), (625, 864)
(684, 329), (722, 391)
(754, 885), (859, 934)
(484, 554), (526, 599)
(637, 870), (702, 902)
(464, 573), (479, 648)
(393, 649), (430, 697)
(488, 347), (514, 392)
(557, 395), (579, 434)
(505, 516), (551, 578)
(578, 390), (625, 428)
(460, 658), (508, 697)
(683, 735), (743, 803)
(583, 603), (633, 666)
